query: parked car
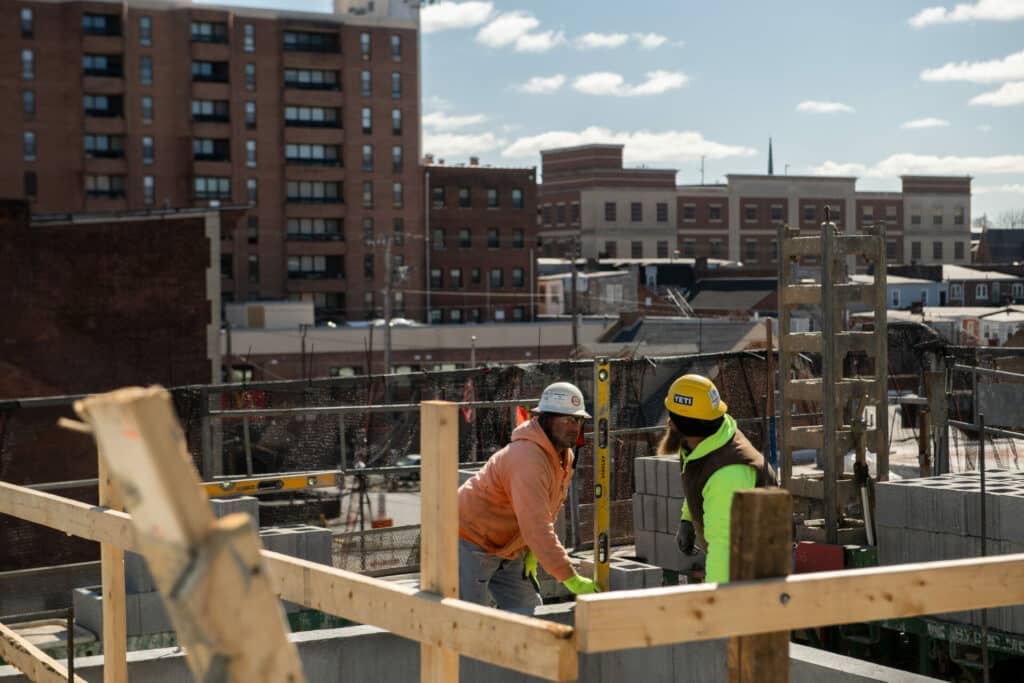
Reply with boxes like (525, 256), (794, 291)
(387, 454), (421, 490)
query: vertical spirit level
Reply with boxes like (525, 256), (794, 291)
(593, 357), (611, 591)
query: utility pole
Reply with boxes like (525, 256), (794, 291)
(383, 237), (392, 381)
(570, 235), (580, 357)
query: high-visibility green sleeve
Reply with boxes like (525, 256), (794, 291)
(701, 464), (757, 584)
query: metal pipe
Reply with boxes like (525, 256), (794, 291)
(948, 420), (1024, 440)
(978, 411), (991, 683)
(952, 363), (1024, 381)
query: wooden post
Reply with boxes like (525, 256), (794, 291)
(419, 401), (460, 683)
(98, 452), (128, 683)
(727, 489), (793, 683)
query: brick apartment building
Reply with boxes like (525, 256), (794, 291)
(538, 145), (971, 270)
(3, 0), (422, 325)
(425, 159), (538, 323)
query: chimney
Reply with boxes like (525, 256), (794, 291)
(423, 153), (434, 164)
(469, 156), (479, 166)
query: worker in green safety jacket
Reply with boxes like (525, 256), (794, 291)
(657, 374), (776, 583)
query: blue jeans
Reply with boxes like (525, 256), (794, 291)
(458, 538), (542, 611)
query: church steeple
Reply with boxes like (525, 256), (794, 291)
(768, 137), (774, 175)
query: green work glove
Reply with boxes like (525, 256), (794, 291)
(522, 549), (540, 592)
(562, 574), (600, 595)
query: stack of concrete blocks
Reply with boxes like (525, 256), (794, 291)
(73, 496), (262, 638)
(260, 523), (333, 613)
(632, 455), (704, 572)
(577, 556), (664, 590)
(876, 470), (1024, 633)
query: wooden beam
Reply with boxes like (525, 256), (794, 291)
(74, 387), (306, 683)
(98, 452), (128, 683)
(419, 401), (460, 683)
(727, 490), (792, 683)
(574, 552), (1024, 653)
(0, 621), (87, 683)
(0, 475), (578, 681)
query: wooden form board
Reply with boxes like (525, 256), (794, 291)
(73, 387), (305, 683)
(727, 490), (793, 683)
(419, 401), (460, 682)
(0, 622), (86, 683)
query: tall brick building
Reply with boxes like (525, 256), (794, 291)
(3, 0), (422, 324)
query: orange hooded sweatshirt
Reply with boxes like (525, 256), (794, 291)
(458, 418), (575, 582)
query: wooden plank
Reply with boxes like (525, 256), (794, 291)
(780, 236), (821, 258)
(780, 285), (820, 307)
(786, 425), (824, 449)
(0, 481), (578, 682)
(264, 554), (579, 681)
(0, 622), (87, 683)
(419, 401), (460, 683)
(727, 490), (792, 683)
(575, 552), (1024, 653)
(74, 387), (306, 683)
(783, 333), (821, 354)
(98, 453), (128, 683)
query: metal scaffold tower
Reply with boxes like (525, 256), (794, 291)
(777, 216), (890, 544)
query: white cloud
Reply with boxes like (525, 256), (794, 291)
(572, 70), (688, 96)
(423, 112), (489, 131)
(909, 0), (1024, 28)
(970, 81), (1024, 106)
(423, 132), (506, 158)
(501, 127), (756, 162)
(979, 123), (994, 132)
(921, 49), (1024, 83)
(810, 153), (1024, 179)
(475, 11), (565, 52)
(973, 183), (1024, 194)
(575, 32), (629, 49)
(424, 95), (453, 112)
(901, 117), (950, 128)
(633, 32), (670, 49)
(796, 100), (855, 113)
(812, 161), (869, 176)
(421, 1), (493, 34)
(516, 74), (566, 94)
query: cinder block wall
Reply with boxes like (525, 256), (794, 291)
(632, 454), (704, 573)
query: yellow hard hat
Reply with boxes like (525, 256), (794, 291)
(664, 374), (727, 421)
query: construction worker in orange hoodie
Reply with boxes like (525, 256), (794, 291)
(458, 381), (599, 610)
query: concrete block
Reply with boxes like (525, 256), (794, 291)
(642, 495), (658, 533)
(995, 490), (1024, 541)
(655, 532), (680, 572)
(72, 587), (104, 636)
(305, 527), (334, 566)
(875, 525), (907, 566)
(667, 462), (683, 499)
(875, 480), (909, 529)
(667, 497), (684, 526)
(124, 551), (156, 594)
(133, 591), (172, 635)
(634, 530), (656, 564)
(633, 457), (647, 495)
(653, 496), (669, 534)
(209, 496), (259, 522)
(644, 458), (660, 499)
(655, 457), (672, 498)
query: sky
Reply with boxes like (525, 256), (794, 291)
(203, 0), (1024, 224)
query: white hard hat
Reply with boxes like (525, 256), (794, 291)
(532, 382), (591, 418)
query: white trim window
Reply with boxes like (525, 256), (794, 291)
(976, 283), (989, 300)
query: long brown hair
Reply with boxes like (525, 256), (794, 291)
(656, 418), (684, 455)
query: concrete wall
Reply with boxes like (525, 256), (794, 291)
(0, 603), (942, 682)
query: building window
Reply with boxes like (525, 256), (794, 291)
(391, 145), (403, 172)
(911, 206), (922, 225)
(244, 24), (255, 52)
(362, 217), (375, 244)
(886, 240), (897, 260)
(86, 134), (125, 158)
(709, 239), (722, 258)
(431, 186), (445, 208)
(247, 216), (258, 244)
(745, 239), (758, 262)
(245, 101), (256, 127)
(139, 16), (152, 46)
(471, 268), (481, 285)
(193, 137), (229, 161)
(85, 174), (126, 198)
(141, 96), (153, 122)
(604, 202), (616, 221)
(221, 254), (233, 279)
(143, 175), (154, 205)
(512, 188), (524, 209)
(392, 181), (404, 208)
(1014, 283), (1024, 300)
(361, 107), (372, 133)
(22, 49), (34, 80)
(142, 136), (154, 164)
(656, 202), (669, 222)
(284, 105), (340, 127)
(512, 267), (525, 288)
(83, 14), (121, 36)
(287, 255), (343, 279)
(246, 140), (257, 167)
(950, 283), (963, 300)
(430, 268), (442, 288)
(512, 229), (525, 248)
(862, 205), (874, 223)
(140, 56), (152, 86)
(682, 203), (696, 221)
(891, 289), (900, 308)
(450, 268), (463, 288)
(631, 241), (642, 258)
(194, 176), (231, 200)
(933, 207), (943, 226)
(571, 202), (580, 223)
(682, 239), (696, 257)
(191, 21), (228, 43)
(954, 241), (965, 260)
(744, 204), (757, 222)
(191, 60), (229, 82)
(393, 218), (404, 245)
(362, 181), (374, 208)
(657, 240), (669, 258)
(391, 35), (402, 60)
(84, 94), (123, 117)
(21, 8), (33, 38)
(604, 241), (617, 258)
(24, 171), (37, 198)
(23, 131), (35, 161)
(770, 205), (783, 222)
(361, 144), (374, 171)
(770, 239), (779, 262)
(23, 90), (35, 116)
(457, 228), (471, 248)
(933, 241), (943, 259)
(556, 204), (566, 225)
(360, 32), (371, 59)
(630, 202), (642, 222)
(283, 30), (339, 53)
(977, 283), (989, 300)
(287, 218), (342, 241)
(911, 241), (922, 261)
(83, 53), (123, 77)
(247, 178), (257, 204)
(286, 181), (341, 202)
(803, 205), (815, 223)
(886, 205), (898, 221)
(487, 228), (499, 248)
(709, 204), (722, 222)
(245, 63), (256, 90)
(458, 187), (471, 207)
(391, 109), (402, 134)
(360, 70), (372, 96)
(364, 255), (375, 280)
(284, 68), (340, 90)
(391, 72), (401, 98)
(954, 206), (965, 225)
(484, 188), (498, 208)
(542, 205), (552, 225)
(248, 255), (259, 283)
(490, 268), (503, 288)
